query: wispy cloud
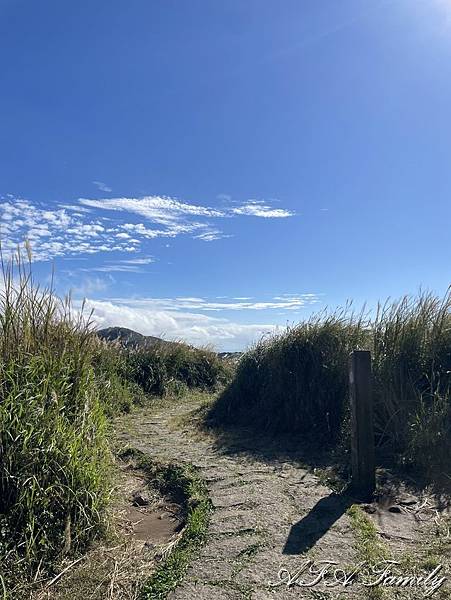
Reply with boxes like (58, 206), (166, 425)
(80, 195), (294, 223)
(88, 293), (320, 312)
(231, 200), (294, 218)
(77, 256), (155, 273)
(217, 193), (232, 202)
(118, 257), (155, 265)
(79, 196), (225, 223)
(0, 193), (294, 263)
(79, 265), (143, 273)
(72, 275), (114, 295)
(194, 230), (232, 242)
(92, 181), (112, 192)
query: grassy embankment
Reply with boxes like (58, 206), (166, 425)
(1, 246), (449, 596)
(209, 291), (451, 481)
(0, 252), (229, 597)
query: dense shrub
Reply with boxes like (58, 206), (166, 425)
(92, 339), (147, 414)
(123, 342), (232, 397)
(0, 255), (111, 593)
(209, 308), (369, 443)
(209, 291), (451, 473)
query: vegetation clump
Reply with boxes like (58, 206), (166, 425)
(0, 253), (111, 594)
(0, 250), (228, 596)
(209, 305), (369, 442)
(122, 342), (232, 398)
(209, 291), (451, 476)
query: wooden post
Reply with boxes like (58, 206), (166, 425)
(349, 350), (375, 500)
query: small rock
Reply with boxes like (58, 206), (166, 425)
(388, 505), (402, 513)
(398, 496), (417, 506)
(132, 490), (151, 506)
(362, 504), (377, 514)
(158, 511), (173, 519)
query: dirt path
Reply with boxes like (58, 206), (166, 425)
(114, 395), (443, 600)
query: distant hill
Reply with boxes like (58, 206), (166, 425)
(96, 327), (172, 349)
(97, 326), (243, 359)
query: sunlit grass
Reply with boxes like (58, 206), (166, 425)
(0, 248), (111, 595)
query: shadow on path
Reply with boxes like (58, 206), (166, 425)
(283, 492), (354, 555)
(205, 420), (334, 471)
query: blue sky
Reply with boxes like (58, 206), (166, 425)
(1, 0), (450, 350)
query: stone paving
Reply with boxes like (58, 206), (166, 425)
(114, 398), (425, 600)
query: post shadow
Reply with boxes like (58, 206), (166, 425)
(283, 492), (354, 555)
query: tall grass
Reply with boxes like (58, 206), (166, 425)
(372, 292), (451, 455)
(0, 247), (231, 595)
(123, 342), (232, 398)
(92, 339), (148, 414)
(209, 291), (451, 474)
(0, 251), (110, 593)
(209, 305), (369, 442)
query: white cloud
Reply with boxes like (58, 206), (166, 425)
(0, 193), (294, 263)
(66, 223), (105, 237)
(92, 181), (112, 193)
(194, 230), (233, 242)
(80, 196), (225, 224)
(79, 265), (143, 273)
(68, 291), (321, 350)
(88, 293), (320, 313)
(78, 194), (294, 245)
(75, 255), (156, 274)
(79, 297), (279, 351)
(118, 221), (206, 239)
(231, 200), (294, 218)
(119, 257), (155, 265)
(0, 199), (136, 262)
(80, 195), (294, 222)
(58, 204), (92, 214)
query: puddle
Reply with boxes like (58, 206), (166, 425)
(124, 504), (181, 542)
(35, 459), (186, 599)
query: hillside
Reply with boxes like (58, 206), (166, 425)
(97, 327), (243, 359)
(96, 326), (172, 348)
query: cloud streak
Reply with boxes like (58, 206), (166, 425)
(100, 294), (321, 312)
(92, 181), (112, 192)
(0, 193), (294, 263)
(231, 200), (293, 218)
